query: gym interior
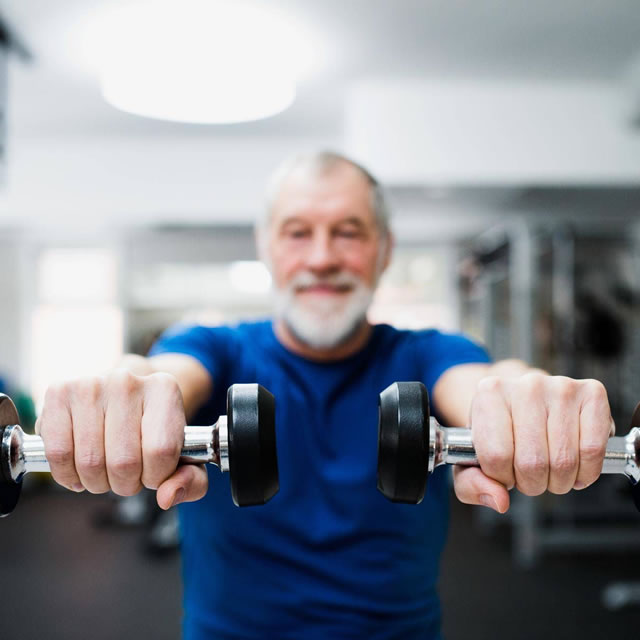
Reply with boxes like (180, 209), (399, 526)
(1, 2), (640, 638)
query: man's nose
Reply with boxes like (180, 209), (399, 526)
(305, 233), (340, 273)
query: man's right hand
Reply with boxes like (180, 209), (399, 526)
(36, 370), (209, 509)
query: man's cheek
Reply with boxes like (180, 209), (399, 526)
(278, 257), (301, 279)
(272, 264), (295, 289)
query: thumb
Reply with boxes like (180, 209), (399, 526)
(453, 466), (510, 514)
(156, 464), (209, 510)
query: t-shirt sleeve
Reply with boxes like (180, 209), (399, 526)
(148, 324), (235, 386)
(413, 329), (492, 394)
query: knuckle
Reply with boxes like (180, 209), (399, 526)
(72, 377), (104, 405)
(519, 372), (545, 397)
(149, 371), (178, 390)
(481, 449), (512, 472)
(76, 450), (106, 474)
(108, 369), (141, 396)
(45, 445), (74, 468)
(580, 440), (607, 463)
(516, 454), (548, 479)
(109, 454), (141, 477)
(58, 381), (75, 400)
(476, 376), (502, 395)
(43, 384), (58, 405)
(583, 378), (607, 399)
(553, 377), (576, 403)
(147, 441), (180, 464)
(551, 450), (578, 474)
(45, 382), (69, 406)
(148, 372), (183, 404)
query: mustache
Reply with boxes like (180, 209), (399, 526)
(286, 271), (363, 291)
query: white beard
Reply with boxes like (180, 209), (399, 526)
(273, 271), (374, 350)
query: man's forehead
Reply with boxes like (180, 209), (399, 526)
(271, 166), (374, 225)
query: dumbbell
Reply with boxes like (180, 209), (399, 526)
(0, 383), (279, 516)
(377, 381), (640, 509)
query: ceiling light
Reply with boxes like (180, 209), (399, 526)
(86, 1), (313, 124)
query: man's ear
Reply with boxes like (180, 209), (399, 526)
(380, 231), (394, 274)
(255, 226), (269, 265)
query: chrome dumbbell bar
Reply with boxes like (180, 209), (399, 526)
(377, 382), (640, 507)
(427, 420), (639, 480)
(1, 383), (279, 516)
(1, 421), (228, 479)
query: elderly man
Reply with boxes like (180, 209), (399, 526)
(38, 152), (613, 639)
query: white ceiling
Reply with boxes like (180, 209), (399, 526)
(3, 0), (640, 139)
(0, 0), (638, 234)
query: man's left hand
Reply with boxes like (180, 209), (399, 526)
(452, 373), (614, 513)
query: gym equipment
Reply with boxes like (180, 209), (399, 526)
(377, 381), (640, 507)
(0, 383), (278, 516)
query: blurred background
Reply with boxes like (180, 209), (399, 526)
(0, 0), (639, 638)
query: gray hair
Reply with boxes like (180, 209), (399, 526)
(260, 151), (391, 236)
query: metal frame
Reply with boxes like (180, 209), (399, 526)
(461, 219), (640, 568)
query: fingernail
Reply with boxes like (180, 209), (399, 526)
(479, 494), (500, 512)
(71, 484), (85, 493)
(171, 488), (186, 507)
(574, 481), (586, 490)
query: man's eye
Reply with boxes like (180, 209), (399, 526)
(336, 229), (359, 239)
(287, 229), (309, 239)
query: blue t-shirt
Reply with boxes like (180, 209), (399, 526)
(150, 320), (490, 640)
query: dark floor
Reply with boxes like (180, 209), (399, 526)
(440, 500), (640, 639)
(1, 482), (639, 640)
(0, 485), (182, 640)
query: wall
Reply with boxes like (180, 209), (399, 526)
(345, 80), (640, 185)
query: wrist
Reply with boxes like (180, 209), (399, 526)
(485, 359), (547, 379)
(117, 354), (155, 376)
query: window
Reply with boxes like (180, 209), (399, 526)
(31, 249), (123, 408)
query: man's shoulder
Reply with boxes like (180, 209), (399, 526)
(374, 324), (451, 345)
(151, 318), (273, 355)
(374, 324), (489, 361)
(162, 318), (270, 339)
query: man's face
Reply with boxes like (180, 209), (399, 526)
(263, 164), (391, 349)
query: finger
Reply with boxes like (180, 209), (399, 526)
(104, 371), (144, 496)
(156, 464), (208, 510)
(470, 377), (515, 489)
(453, 466), (510, 513)
(39, 384), (83, 492)
(71, 379), (110, 494)
(141, 373), (185, 490)
(575, 380), (610, 489)
(546, 378), (580, 495)
(512, 375), (549, 496)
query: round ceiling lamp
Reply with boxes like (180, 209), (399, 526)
(91, 1), (312, 124)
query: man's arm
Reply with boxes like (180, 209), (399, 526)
(432, 359), (613, 514)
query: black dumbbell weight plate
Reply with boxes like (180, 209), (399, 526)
(227, 384), (279, 507)
(0, 394), (22, 517)
(629, 403), (640, 512)
(377, 382), (430, 504)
